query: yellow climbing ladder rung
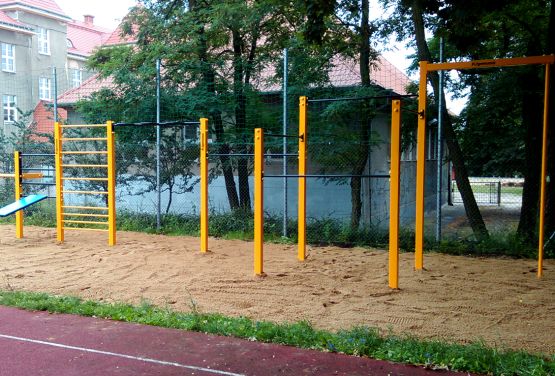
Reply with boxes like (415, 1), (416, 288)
(63, 213), (110, 218)
(63, 164), (108, 168)
(60, 124), (107, 128)
(62, 151), (108, 155)
(61, 138), (108, 142)
(62, 177), (109, 182)
(64, 227), (109, 232)
(62, 205), (109, 211)
(63, 220), (109, 226)
(62, 190), (108, 195)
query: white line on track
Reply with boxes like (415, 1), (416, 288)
(0, 333), (245, 376)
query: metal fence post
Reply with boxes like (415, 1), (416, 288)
(436, 37), (444, 242)
(52, 67), (58, 123)
(497, 181), (501, 206)
(156, 58), (161, 230)
(282, 48), (288, 238)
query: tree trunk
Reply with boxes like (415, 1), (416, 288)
(194, 11), (239, 210)
(350, 0), (371, 230)
(517, 67), (544, 241)
(411, 0), (489, 241)
(232, 28), (252, 211)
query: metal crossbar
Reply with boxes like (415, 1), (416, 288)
(63, 164), (108, 168)
(114, 121), (200, 127)
(60, 124), (107, 128)
(62, 190), (109, 195)
(62, 177), (108, 182)
(62, 151), (108, 155)
(62, 205), (108, 211)
(63, 213), (110, 218)
(264, 174), (390, 179)
(63, 220), (109, 226)
(61, 137), (108, 142)
(64, 227), (109, 232)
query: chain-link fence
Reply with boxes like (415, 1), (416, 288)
(0, 53), (526, 247)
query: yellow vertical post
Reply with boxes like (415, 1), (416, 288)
(54, 122), (64, 242)
(200, 118), (209, 253)
(14, 151), (23, 238)
(415, 61), (428, 270)
(254, 128), (264, 275)
(298, 96), (307, 261)
(107, 121), (116, 246)
(538, 63), (550, 278)
(389, 100), (401, 289)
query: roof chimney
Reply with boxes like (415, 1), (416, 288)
(84, 15), (94, 25)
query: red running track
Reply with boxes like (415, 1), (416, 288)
(0, 306), (472, 375)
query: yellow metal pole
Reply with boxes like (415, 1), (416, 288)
(415, 61), (428, 270)
(298, 96), (307, 261)
(107, 121), (116, 246)
(389, 100), (401, 289)
(538, 63), (551, 278)
(200, 118), (209, 253)
(254, 128), (264, 275)
(14, 151), (23, 238)
(55, 122), (64, 242)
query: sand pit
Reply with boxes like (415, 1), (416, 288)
(0, 225), (553, 354)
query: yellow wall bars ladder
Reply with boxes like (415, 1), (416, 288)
(54, 122), (116, 245)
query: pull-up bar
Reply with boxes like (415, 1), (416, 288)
(308, 94), (417, 103)
(114, 121), (200, 127)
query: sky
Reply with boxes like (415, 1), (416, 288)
(55, 0), (137, 29)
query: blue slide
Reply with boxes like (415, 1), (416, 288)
(0, 195), (48, 217)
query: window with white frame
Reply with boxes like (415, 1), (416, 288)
(1, 43), (15, 72)
(39, 77), (51, 100)
(3, 95), (17, 123)
(71, 69), (82, 88)
(38, 27), (50, 54)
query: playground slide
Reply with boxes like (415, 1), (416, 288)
(0, 195), (48, 217)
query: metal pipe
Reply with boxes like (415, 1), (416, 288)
(156, 58), (161, 231)
(282, 48), (288, 238)
(53, 67), (58, 123)
(20, 153), (55, 157)
(308, 94), (418, 103)
(264, 133), (301, 139)
(114, 121), (200, 127)
(207, 153), (298, 157)
(264, 174), (390, 178)
(436, 37), (444, 242)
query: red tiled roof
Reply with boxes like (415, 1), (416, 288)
(0, 0), (68, 19)
(57, 73), (115, 104)
(258, 55), (411, 95)
(0, 9), (33, 32)
(67, 20), (112, 57)
(103, 23), (137, 46)
(31, 100), (67, 140)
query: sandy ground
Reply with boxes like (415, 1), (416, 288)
(0, 225), (553, 354)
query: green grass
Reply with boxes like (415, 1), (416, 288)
(0, 290), (552, 375)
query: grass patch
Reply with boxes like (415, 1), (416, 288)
(0, 290), (552, 375)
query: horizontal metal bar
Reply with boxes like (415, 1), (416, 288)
(62, 177), (108, 181)
(307, 94), (418, 103)
(62, 190), (108, 195)
(60, 124), (107, 128)
(62, 205), (108, 211)
(207, 153), (298, 157)
(263, 174), (390, 179)
(21, 182), (56, 186)
(62, 151), (108, 155)
(63, 220), (109, 225)
(63, 227), (109, 232)
(61, 138), (107, 142)
(264, 133), (302, 139)
(21, 168), (53, 172)
(63, 213), (110, 218)
(114, 121), (200, 127)
(63, 164), (108, 168)
(19, 153), (55, 157)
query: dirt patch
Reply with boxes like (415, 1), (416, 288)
(0, 225), (553, 354)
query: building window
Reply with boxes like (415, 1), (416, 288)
(38, 27), (50, 55)
(3, 95), (17, 123)
(71, 69), (82, 88)
(1, 43), (15, 72)
(39, 77), (51, 100)
(427, 127), (438, 160)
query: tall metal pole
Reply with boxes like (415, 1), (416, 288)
(156, 59), (162, 230)
(282, 48), (288, 237)
(52, 67), (58, 123)
(435, 38), (444, 242)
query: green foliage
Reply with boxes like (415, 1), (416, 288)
(0, 290), (552, 375)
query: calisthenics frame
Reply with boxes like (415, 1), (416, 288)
(253, 97), (402, 287)
(415, 55), (554, 277)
